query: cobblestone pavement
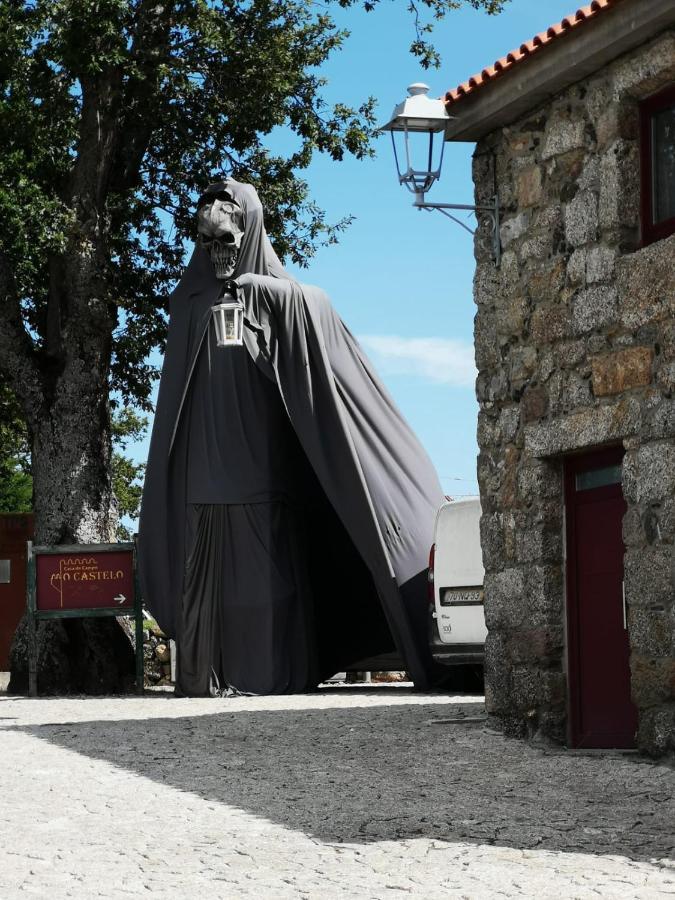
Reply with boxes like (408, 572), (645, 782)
(1, 688), (674, 899)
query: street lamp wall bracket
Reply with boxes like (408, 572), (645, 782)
(413, 192), (501, 267)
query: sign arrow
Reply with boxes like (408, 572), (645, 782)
(114, 594), (127, 605)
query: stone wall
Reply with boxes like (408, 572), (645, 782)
(471, 30), (675, 755)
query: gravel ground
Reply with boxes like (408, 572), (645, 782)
(0, 687), (674, 899)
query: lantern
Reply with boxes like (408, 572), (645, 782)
(211, 297), (244, 347)
(379, 82), (451, 200)
(381, 83), (502, 266)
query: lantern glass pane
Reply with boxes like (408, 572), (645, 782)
(212, 303), (244, 346)
(395, 126), (445, 194)
(225, 309), (236, 341)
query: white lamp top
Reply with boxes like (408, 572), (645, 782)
(379, 83), (451, 133)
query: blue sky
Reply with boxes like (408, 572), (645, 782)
(127, 0), (578, 518)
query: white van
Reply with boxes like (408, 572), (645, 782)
(428, 496), (487, 666)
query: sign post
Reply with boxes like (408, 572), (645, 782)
(26, 541), (144, 696)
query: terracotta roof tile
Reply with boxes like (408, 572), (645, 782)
(445, 0), (623, 107)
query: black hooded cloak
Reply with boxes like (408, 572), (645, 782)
(138, 179), (445, 692)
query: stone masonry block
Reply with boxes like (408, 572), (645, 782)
(483, 630), (511, 714)
(586, 246), (616, 283)
(509, 346), (537, 385)
(631, 655), (675, 708)
(500, 212), (530, 248)
(577, 155), (600, 192)
(643, 398), (675, 442)
(521, 385), (549, 424)
(624, 546), (673, 609)
(517, 166), (542, 207)
(525, 565), (564, 626)
(542, 117), (586, 160)
(528, 259), (566, 303)
(565, 190), (598, 247)
(615, 234), (675, 331)
(638, 441), (675, 505)
(567, 249), (587, 286)
(509, 667), (566, 713)
(531, 305), (570, 345)
(553, 340), (586, 370)
(498, 406), (520, 443)
(628, 607), (674, 658)
(599, 140), (640, 234)
(477, 415), (497, 450)
(622, 506), (644, 548)
(657, 360), (675, 394)
(474, 261), (502, 308)
(474, 308), (499, 371)
(506, 627), (564, 665)
(500, 445), (520, 508)
(557, 372), (593, 413)
(621, 448), (639, 504)
(496, 295), (529, 338)
(613, 32), (675, 100)
(591, 346), (653, 397)
(572, 285), (618, 334)
(517, 459), (562, 502)
(484, 568), (526, 629)
(520, 232), (552, 261)
(499, 250), (521, 296)
(480, 512), (504, 571)
(516, 526), (562, 564)
(623, 441), (675, 505)
(638, 704), (675, 757)
(525, 396), (640, 456)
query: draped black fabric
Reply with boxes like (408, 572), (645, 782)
(138, 179), (445, 691)
(176, 503), (318, 696)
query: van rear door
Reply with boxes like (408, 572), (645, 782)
(433, 498), (487, 653)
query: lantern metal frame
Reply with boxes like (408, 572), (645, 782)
(211, 299), (244, 347)
(381, 83), (501, 266)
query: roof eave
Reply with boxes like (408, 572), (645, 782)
(444, 0), (675, 142)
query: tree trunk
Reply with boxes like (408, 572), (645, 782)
(8, 364), (136, 694)
(5, 63), (137, 694)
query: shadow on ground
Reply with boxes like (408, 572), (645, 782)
(9, 691), (675, 861)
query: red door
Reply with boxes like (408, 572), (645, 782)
(565, 449), (637, 749)
(0, 514), (33, 670)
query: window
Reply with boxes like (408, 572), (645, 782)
(0, 560), (10, 583)
(575, 464), (622, 492)
(640, 85), (675, 245)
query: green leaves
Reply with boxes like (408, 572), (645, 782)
(338, 0), (509, 69)
(111, 405), (147, 538)
(0, 385), (32, 514)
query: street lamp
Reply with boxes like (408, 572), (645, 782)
(380, 83), (501, 266)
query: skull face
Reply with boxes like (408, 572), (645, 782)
(197, 191), (245, 279)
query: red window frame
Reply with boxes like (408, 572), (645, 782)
(639, 84), (675, 246)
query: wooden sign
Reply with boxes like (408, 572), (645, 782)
(27, 542), (144, 696)
(36, 550), (134, 611)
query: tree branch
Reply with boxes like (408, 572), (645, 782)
(0, 251), (42, 420)
(110, 0), (176, 194)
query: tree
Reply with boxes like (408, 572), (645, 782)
(1, 0), (506, 691)
(0, 385), (32, 513)
(111, 406), (147, 540)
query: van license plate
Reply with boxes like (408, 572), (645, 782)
(441, 587), (483, 607)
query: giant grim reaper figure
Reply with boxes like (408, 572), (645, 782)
(138, 179), (445, 695)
